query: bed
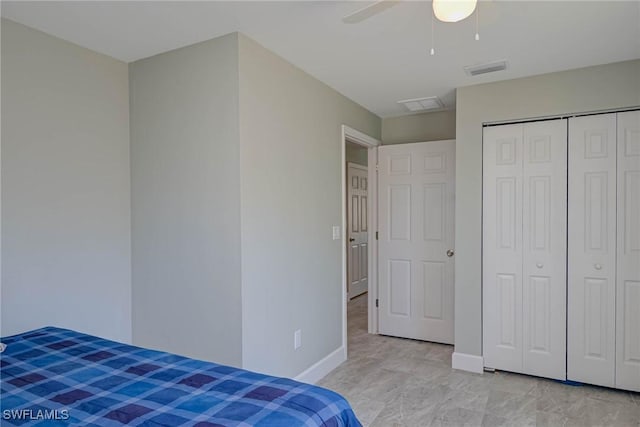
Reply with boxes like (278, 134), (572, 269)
(0, 327), (361, 426)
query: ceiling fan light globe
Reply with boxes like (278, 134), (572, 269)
(433, 0), (477, 23)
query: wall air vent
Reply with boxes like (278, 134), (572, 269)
(464, 60), (508, 77)
(397, 96), (444, 112)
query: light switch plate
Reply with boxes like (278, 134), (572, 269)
(294, 329), (302, 350)
(332, 226), (340, 240)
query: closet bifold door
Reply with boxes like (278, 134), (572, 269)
(483, 123), (524, 374)
(483, 119), (567, 380)
(522, 120), (567, 380)
(616, 110), (640, 392)
(568, 113), (617, 388)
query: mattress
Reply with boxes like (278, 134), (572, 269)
(0, 327), (361, 426)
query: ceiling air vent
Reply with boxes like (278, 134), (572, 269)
(397, 96), (444, 112)
(464, 60), (508, 77)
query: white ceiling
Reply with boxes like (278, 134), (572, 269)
(2, 1), (639, 117)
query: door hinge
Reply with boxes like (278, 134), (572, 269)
(375, 231), (379, 240)
(375, 163), (379, 171)
(375, 299), (379, 308)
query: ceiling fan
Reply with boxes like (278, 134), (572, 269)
(342, 0), (478, 24)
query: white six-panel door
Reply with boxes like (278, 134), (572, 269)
(378, 140), (455, 344)
(568, 113), (617, 387)
(615, 111), (640, 392)
(347, 163), (369, 300)
(483, 120), (567, 380)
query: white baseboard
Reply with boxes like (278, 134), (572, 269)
(452, 352), (484, 374)
(294, 346), (346, 384)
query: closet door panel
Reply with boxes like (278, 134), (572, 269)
(568, 113), (617, 387)
(483, 124), (524, 373)
(616, 110), (640, 392)
(522, 119), (567, 380)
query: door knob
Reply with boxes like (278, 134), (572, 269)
(349, 238), (356, 242)
(594, 263), (602, 270)
(446, 249), (455, 258)
(536, 263), (543, 269)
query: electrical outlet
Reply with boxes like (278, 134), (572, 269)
(294, 329), (302, 350)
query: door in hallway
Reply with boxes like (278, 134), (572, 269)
(347, 163), (369, 299)
(377, 140), (455, 344)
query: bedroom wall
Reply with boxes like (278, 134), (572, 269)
(238, 34), (380, 378)
(455, 59), (640, 358)
(1, 18), (4, 337)
(129, 34), (243, 366)
(382, 110), (456, 145)
(1, 19), (132, 342)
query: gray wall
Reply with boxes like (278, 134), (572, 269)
(128, 31), (380, 376)
(382, 110), (456, 145)
(346, 141), (367, 166)
(455, 59), (640, 357)
(1, 19), (131, 341)
(238, 34), (380, 377)
(129, 34), (243, 366)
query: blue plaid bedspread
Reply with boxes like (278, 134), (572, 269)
(1, 327), (361, 426)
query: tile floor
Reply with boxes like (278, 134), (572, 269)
(317, 294), (640, 426)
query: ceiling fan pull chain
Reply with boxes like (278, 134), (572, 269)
(475, 1), (480, 41)
(431, 6), (436, 55)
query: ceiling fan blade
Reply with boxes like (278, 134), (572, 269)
(342, 0), (402, 24)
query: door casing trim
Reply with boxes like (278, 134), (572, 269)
(341, 125), (380, 359)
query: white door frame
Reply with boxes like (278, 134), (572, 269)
(341, 125), (380, 356)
